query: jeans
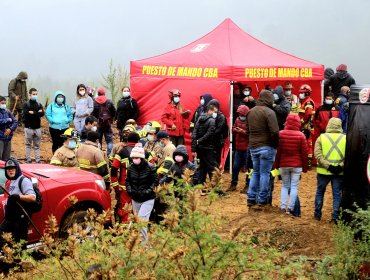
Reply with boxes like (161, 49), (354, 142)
(73, 117), (87, 134)
(280, 167), (302, 210)
(99, 130), (113, 156)
(314, 174), (343, 220)
(132, 199), (155, 243)
(25, 128), (41, 162)
(232, 150), (250, 185)
(247, 146), (276, 204)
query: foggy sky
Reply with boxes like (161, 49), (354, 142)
(1, 0), (369, 96)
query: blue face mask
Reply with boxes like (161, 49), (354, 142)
(173, 97), (180, 104)
(325, 99), (333, 105)
(273, 93), (279, 101)
(212, 112), (217, 119)
(0, 104), (6, 110)
(57, 97), (64, 104)
(239, 116), (246, 121)
(158, 142), (164, 148)
(68, 140), (77, 149)
(31, 95), (38, 101)
(243, 91), (250, 96)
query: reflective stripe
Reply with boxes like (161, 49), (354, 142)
(118, 184), (126, 190)
(97, 161), (106, 168)
(323, 133), (345, 162)
(50, 160), (62, 165)
(103, 173), (110, 180)
(114, 154), (121, 161)
(317, 133), (346, 175)
(111, 182), (119, 187)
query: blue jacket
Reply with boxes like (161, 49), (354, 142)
(0, 108), (17, 141)
(46, 91), (73, 130)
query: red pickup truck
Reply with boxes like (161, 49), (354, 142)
(0, 163), (111, 243)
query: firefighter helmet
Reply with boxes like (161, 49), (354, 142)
(61, 128), (78, 139)
(299, 84), (312, 94)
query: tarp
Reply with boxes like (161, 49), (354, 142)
(130, 18), (325, 163)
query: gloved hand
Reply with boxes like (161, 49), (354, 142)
(328, 165), (342, 174)
(8, 194), (20, 201)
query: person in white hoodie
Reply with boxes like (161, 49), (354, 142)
(71, 84), (94, 133)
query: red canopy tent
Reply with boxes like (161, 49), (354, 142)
(130, 18), (324, 166)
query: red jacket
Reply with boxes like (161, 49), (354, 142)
(161, 103), (189, 137)
(274, 114), (309, 172)
(232, 105), (249, 151)
(298, 97), (315, 126)
(313, 104), (340, 135)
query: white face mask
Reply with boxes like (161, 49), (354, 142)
(147, 135), (155, 142)
(123, 92), (130, 98)
(200, 99), (205, 106)
(79, 90), (85, 96)
(173, 97), (180, 103)
(299, 93), (306, 100)
(285, 90), (291, 96)
(212, 112), (217, 119)
(91, 126), (97, 132)
(243, 91), (250, 96)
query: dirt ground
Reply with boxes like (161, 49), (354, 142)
(9, 120), (335, 259)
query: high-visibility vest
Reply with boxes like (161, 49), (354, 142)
(317, 133), (346, 175)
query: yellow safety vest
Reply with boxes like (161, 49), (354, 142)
(317, 133), (346, 175)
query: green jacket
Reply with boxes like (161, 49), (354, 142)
(8, 72), (28, 105)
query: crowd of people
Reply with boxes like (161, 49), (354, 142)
(0, 64), (355, 243)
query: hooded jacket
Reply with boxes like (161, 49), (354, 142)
(273, 86), (291, 130)
(191, 93), (213, 126)
(246, 90), (279, 149)
(232, 105), (249, 151)
(314, 118), (345, 171)
(324, 71), (356, 97)
(274, 114), (308, 172)
(46, 91), (73, 130)
(191, 113), (216, 151)
(23, 99), (44, 129)
(8, 72), (28, 107)
(161, 145), (198, 185)
(5, 159), (35, 197)
(126, 160), (158, 202)
(0, 108), (17, 141)
(92, 96), (116, 132)
(207, 99), (227, 145)
(116, 96), (139, 130)
(313, 102), (340, 135)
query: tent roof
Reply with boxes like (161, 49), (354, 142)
(131, 18), (324, 81)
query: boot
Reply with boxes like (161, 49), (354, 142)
(240, 185), (248, 194)
(226, 183), (237, 192)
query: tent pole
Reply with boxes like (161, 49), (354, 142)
(229, 81), (234, 176)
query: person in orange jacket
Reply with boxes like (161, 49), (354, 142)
(161, 89), (191, 146)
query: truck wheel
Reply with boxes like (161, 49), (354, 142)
(59, 210), (87, 238)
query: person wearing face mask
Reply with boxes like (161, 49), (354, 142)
(336, 86), (350, 133)
(110, 132), (140, 223)
(46, 91), (73, 153)
(191, 105), (217, 184)
(283, 82), (299, 113)
(108, 124), (136, 166)
(144, 126), (162, 168)
(50, 128), (79, 168)
(0, 96), (17, 161)
(126, 143), (158, 243)
(116, 86), (139, 139)
(71, 84), (94, 134)
(312, 92), (340, 158)
(161, 89), (191, 146)
(80, 115), (98, 144)
(240, 85), (256, 110)
(160, 145), (198, 187)
(227, 105), (251, 193)
(8, 71), (28, 127)
(156, 131), (176, 178)
(272, 86), (291, 130)
(76, 131), (110, 187)
(23, 88), (44, 163)
(297, 84), (315, 166)
(324, 64), (355, 99)
(190, 93), (213, 132)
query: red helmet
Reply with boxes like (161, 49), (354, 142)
(299, 84), (312, 94)
(168, 89), (181, 98)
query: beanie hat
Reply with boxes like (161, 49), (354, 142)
(336, 64), (347, 72)
(156, 130), (169, 140)
(130, 143), (145, 158)
(97, 87), (106, 96)
(127, 132), (140, 143)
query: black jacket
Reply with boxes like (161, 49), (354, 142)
(116, 97), (139, 130)
(23, 100), (44, 129)
(191, 93), (213, 126)
(207, 99), (227, 147)
(126, 160), (158, 202)
(324, 72), (356, 97)
(191, 114), (216, 151)
(162, 145), (198, 185)
(92, 99), (116, 132)
(273, 86), (291, 130)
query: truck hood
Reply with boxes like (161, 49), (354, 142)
(20, 164), (101, 184)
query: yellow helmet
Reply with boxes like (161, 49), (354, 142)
(61, 128), (78, 139)
(145, 120), (161, 133)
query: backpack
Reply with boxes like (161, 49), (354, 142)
(19, 175), (43, 213)
(98, 103), (112, 130)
